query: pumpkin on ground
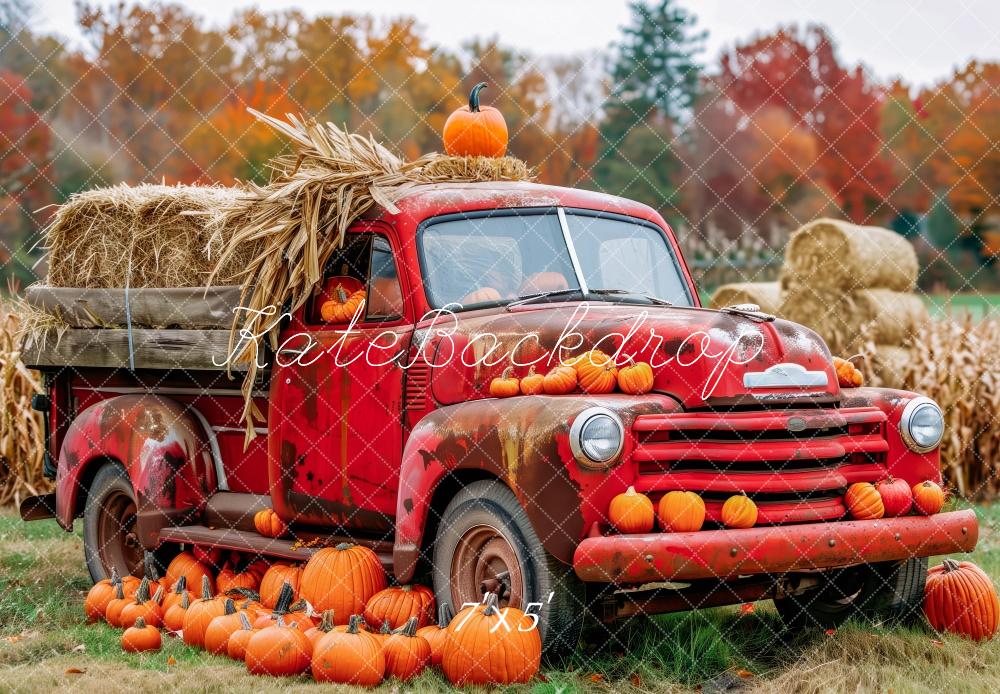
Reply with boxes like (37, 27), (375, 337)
(608, 486), (655, 534)
(924, 559), (999, 642)
(617, 357), (654, 395)
(442, 82), (508, 158)
(383, 616), (431, 681)
(489, 367), (520, 398)
(85, 568), (130, 622)
(253, 508), (287, 539)
(166, 551), (215, 596)
(252, 581), (315, 631)
(216, 560), (264, 595)
(245, 616), (312, 677)
(312, 614), (386, 686)
(658, 491), (706, 533)
(204, 599), (245, 655)
(300, 543), (387, 622)
(519, 366), (544, 395)
(226, 613), (256, 661)
(121, 616), (161, 653)
(542, 364), (577, 395)
(721, 494), (758, 529)
(442, 594), (541, 685)
(876, 476), (913, 517)
(568, 350), (618, 394)
(119, 578), (164, 629)
(105, 581), (131, 627)
(305, 609), (336, 648)
(259, 564), (303, 608)
(161, 575), (191, 613)
(183, 575), (227, 648)
(364, 584), (436, 630)
(416, 602), (453, 667)
(845, 482), (884, 520)
(163, 591), (190, 634)
(913, 480), (945, 515)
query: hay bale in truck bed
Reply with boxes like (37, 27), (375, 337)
(709, 282), (782, 315)
(44, 184), (259, 289)
(780, 218), (918, 294)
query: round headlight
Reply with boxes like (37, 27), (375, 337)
(570, 408), (624, 468)
(899, 397), (944, 453)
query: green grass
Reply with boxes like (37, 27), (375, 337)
(1, 505), (998, 693)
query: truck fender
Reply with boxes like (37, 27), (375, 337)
(55, 394), (216, 548)
(392, 393), (679, 582)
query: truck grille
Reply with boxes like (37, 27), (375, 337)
(631, 407), (888, 525)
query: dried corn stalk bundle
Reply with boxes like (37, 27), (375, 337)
(709, 282), (782, 315)
(0, 307), (48, 507)
(208, 110), (534, 439)
(781, 218), (918, 294)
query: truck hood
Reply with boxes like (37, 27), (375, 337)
(421, 302), (840, 408)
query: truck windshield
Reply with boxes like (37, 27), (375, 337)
(419, 209), (692, 309)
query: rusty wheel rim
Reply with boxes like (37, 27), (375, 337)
(450, 524), (524, 610)
(97, 489), (143, 578)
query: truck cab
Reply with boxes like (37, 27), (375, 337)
(22, 181), (976, 655)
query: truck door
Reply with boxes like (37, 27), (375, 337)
(270, 227), (413, 534)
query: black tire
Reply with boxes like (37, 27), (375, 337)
(775, 557), (928, 629)
(431, 479), (586, 663)
(83, 462), (144, 583)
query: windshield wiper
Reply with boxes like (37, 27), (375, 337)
(591, 289), (673, 306)
(505, 287), (584, 310)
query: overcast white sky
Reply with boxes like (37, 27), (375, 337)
(33, 0), (1000, 87)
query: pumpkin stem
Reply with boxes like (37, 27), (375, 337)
(379, 621), (391, 635)
(273, 581), (295, 615)
(180, 592), (190, 609)
(346, 614), (363, 634)
(469, 82), (488, 113)
(133, 616), (146, 629)
(175, 575), (186, 593)
(437, 602), (453, 628)
(335, 542), (354, 551)
(625, 486), (637, 496)
(238, 612), (252, 630)
(394, 616), (419, 637)
(318, 609), (334, 633)
(276, 615), (286, 628)
(110, 566), (120, 585)
(151, 584), (164, 605)
(114, 581), (125, 600)
(941, 558), (961, 573)
(501, 366), (514, 379)
(288, 599), (307, 614)
(335, 285), (347, 303)
(200, 575), (212, 601)
(223, 598), (236, 616)
(135, 577), (151, 603)
(482, 592), (500, 617)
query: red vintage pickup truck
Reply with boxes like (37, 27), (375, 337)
(21, 181), (976, 655)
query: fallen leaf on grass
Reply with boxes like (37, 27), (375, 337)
(630, 673), (642, 687)
(167, 656), (177, 666)
(931, 639), (945, 647)
(65, 668), (85, 675)
(3, 636), (21, 644)
(824, 629), (836, 636)
(740, 603), (755, 615)
(588, 673), (606, 683)
(735, 669), (754, 679)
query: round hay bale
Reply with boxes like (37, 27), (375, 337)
(777, 287), (858, 355)
(709, 282), (782, 314)
(780, 218), (918, 293)
(850, 289), (929, 345)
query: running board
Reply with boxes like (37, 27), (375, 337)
(157, 524), (394, 572)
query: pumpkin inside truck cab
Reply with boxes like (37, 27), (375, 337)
(21, 180), (974, 661)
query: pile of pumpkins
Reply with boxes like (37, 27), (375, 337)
(84, 542), (540, 686)
(490, 350), (654, 398)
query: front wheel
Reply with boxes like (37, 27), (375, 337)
(431, 479), (585, 663)
(774, 557), (928, 629)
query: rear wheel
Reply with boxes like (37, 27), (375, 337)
(431, 479), (585, 663)
(775, 558), (928, 629)
(83, 463), (144, 583)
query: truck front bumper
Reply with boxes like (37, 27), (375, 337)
(573, 509), (978, 584)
